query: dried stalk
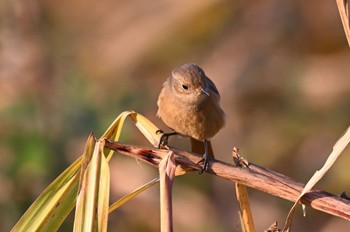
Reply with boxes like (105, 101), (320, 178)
(336, 0), (350, 46)
(104, 140), (350, 221)
(159, 152), (176, 232)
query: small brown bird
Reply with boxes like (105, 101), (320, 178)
(157, 63), (225, 172)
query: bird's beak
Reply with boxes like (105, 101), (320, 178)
(200, 87), (210, 96)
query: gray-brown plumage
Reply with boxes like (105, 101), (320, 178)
(157, 63), (225, 172)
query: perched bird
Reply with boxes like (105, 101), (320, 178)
(157, 63), (225, 172)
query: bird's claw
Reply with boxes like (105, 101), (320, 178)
(158, 133), (169, 149)
(156, 130), (177, 149)
(197, 156), (210, 174)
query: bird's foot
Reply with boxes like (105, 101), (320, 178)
(197, 155), (210, 174)
(156, 130), (177, 149)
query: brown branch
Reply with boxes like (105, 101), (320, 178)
(104, 140), (350, 220)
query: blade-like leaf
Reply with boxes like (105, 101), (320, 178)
(236, 183), (255, 232)
(102, 111), (162, 147)
(11, 157), (82, 232)
(73, 139), (110, 232)
(101, 111), (133, 141)
(12, 111), (163, 232)
(336, 0), (350, 46)
(97, 141), (110, 232)
(79, 134), (96, 193)
(73, 134), (96, 232)
(129, 112), (162, 148)
(101, 111), (162, 160)
(284, 126), (350, 231)
(109, 177), (160, 213)
(101, 111), (134, 160)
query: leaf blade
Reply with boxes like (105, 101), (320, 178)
(73, 138), (110, 232)
(11, 157), (82, 232)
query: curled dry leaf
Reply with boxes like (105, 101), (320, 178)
(283, 126), (350, 231)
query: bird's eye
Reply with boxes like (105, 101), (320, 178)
(182, 85), (189, 90)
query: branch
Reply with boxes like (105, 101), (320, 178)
(104, 140), (350, 220)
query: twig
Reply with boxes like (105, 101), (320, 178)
(104, 140), (350, 221)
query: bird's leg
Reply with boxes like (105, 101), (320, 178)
(198, 139), (210, 174)
(156, 130), (178, 148)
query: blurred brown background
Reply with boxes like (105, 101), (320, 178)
(1, 0), (350, 231)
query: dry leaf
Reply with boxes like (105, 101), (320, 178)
(283, 126), (350, 231)
(336, 0), (350, 46)
(236, 183), (256, 232)
(233, 147), (255, 232)
(159, 151), (177, 232)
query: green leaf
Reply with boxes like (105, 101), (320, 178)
(12, 111), (163, 232)
(11, 157), (81, 232)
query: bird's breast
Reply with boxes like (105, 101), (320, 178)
(157, 90), (225, 140)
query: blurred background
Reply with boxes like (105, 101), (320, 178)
(1, 0), (350, 231)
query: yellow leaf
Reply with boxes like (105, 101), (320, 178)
(11, 157), (81, 232)
(74, 138), (110, 232)
(284, 126), (350, 231)
(101, 111), (162, 160)
(12, 111), (163, 232)
(236, 183), (255, 232)
(109, 177), (160, 213)
(129, 112), (163, 148)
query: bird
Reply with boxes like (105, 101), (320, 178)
(156, 63), (225, 173)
